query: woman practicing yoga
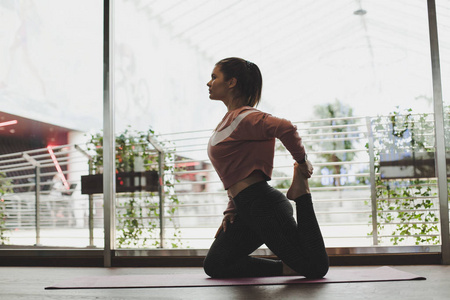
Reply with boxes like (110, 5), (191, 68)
(203, 57), (329, 278)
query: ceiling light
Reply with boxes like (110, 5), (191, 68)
(353, 9), (367, 16)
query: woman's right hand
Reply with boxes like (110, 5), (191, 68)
(297, 160), (313, 178)
(214, 212), (236, 238)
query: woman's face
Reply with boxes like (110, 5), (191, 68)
(207, 65), (232, 101)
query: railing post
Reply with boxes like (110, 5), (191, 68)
(148, 135), (165, 248)
(88, 160), (95, 247)
(158, 151), (165, 248)
(366, 117), (378, 246)
(34, 166), (41, 246)
(22, 153), (41, 246)
(74, 145), (95, 248)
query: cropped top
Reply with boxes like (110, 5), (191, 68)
(207, 106), (306, 214)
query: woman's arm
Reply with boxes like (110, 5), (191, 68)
(262, 114), (306, 162)
(216, 193), (237, 238)
(223, 193), (237, 215)
(261, 113), (313, 177)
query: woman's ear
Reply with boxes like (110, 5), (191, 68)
(228, 77), (237, 88)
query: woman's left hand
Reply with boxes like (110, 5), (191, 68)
(214, 213), (236, 238)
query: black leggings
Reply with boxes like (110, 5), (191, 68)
(203, 181), (329, 278)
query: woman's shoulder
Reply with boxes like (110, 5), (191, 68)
(216, 106), (263, 132)
(235, 105), (259, 113)
(233, 106), (268, 122)
(235, 106), (268, 117)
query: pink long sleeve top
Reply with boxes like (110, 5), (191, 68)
(207, 106), (306, 214)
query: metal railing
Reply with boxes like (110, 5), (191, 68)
(0, 114), (447, 250)
(0, 145), (103, 247)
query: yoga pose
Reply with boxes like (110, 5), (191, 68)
(203, 57), (329, 278)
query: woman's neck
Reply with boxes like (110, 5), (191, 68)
(225, 97), (246, 112)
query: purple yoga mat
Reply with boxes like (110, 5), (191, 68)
(45, 266), (425, 290)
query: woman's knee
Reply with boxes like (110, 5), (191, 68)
(303, 258), (329, 279)
(288, 257), (329, 279)
(203, 255), (225, 278)
(304, 264), (329, 279)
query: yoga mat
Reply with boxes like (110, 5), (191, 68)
(45, 266), (425, 290)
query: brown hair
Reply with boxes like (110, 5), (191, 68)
(215, 57), (262, 107)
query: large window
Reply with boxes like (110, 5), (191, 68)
(0, 0), (103, 247)
(0, 0), (448, 254)
(110, 0), (442, 250)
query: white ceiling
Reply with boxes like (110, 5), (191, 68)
(130, 0), (450, 120)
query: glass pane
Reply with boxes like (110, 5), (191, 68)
(111, 0), (436, 249)
(437, 0), (450, 247)
(0, 0), (103, 247)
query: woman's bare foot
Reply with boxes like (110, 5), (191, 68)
(286, 162), (310, 200)
(282, 262), (299, 276)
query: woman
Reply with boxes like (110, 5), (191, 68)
(203, 57), (329, 279)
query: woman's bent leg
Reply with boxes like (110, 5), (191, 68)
(285, 163), (329, 278)
(203, 215), (283, 278)
(292, 193), (329, 278)
(238, 183), (328, 279)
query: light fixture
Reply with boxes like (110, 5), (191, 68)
(353, 9), (367, 16)
(0, 120), (18, 127)
(47, 146), (70, 190)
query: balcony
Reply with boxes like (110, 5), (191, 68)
(0, 113), (447, 266)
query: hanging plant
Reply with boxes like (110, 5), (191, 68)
(86, 127), (184, 248)
(367, 106), (444, 245)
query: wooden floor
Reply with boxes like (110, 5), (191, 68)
(1, 265), (449, 299)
